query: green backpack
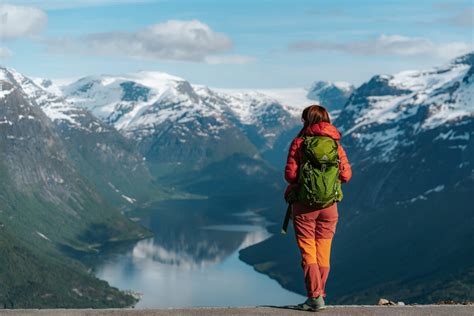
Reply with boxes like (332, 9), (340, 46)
(296, 136), (343, 208)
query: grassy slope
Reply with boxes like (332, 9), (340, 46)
(56, 119), (166, 210)
(0, 160), (151, 308)
(0, 84), (153, 307)
(0, 228), (138, 309)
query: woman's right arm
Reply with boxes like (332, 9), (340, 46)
(284, 138), (302, 184)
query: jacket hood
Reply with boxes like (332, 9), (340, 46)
(305, 122), (341, 140)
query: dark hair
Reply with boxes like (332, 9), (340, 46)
(297, 104), (331, 137)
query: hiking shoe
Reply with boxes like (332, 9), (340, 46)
(314, 296), (326, 310)
(297, 296), (326, 311)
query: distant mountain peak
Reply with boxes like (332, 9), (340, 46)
(56, 71), (304, 164)
(308, 80), (354, 93)
(131, 70), (185, 82)
(336, 52), (473, 162)
(452, 51), (474, 66)
(306, 80), (354, 110)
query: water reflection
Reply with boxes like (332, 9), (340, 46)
(94, 200), (304, 308)
(131, 224), (269, 270)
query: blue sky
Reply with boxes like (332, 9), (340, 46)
(1, 0), (473, 88)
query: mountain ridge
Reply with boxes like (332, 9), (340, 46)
(306, 80), (354, 110)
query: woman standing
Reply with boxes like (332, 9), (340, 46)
(284, 105), (352, 311)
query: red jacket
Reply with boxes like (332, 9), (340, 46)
(284, 122), (352, 200)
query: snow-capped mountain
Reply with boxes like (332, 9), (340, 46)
(334, 51), (473, 223)
(306, 81), (354, 110)
(0, 69), (149, 249)
(58, 72), (303, 166)
(240, 52), (474, 305)
(329, 55), (473, 303)
(336, 53), (473, 162)
(60, 72), (304, 134)
(1, 67), (91, 129)
(0, 66), (157, 207)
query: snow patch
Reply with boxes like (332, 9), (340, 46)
(0, 88), (14, 99)
(121, 194), (136, 204)
(72, 288), (83, 297)
(397, 185), (445, 205)
(434, 130), (471, 141)
(352, 127), (403, 159)
(108, 182), (120, 193)
(0, 117), (13, 125)
(36, 231), (51, 241)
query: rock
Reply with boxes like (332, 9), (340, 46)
(397, 301), (405, 306)
(438, 300), (456, 305)
(378, 298), (398, 306)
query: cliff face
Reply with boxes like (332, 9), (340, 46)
(4, 67), (160, 207)
(0, 69), (151, 308)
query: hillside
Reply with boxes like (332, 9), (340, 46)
(240, 52), (474, 304)
(0, 69), (153, 307)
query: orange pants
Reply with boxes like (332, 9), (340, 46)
(292, 202), (338, 298)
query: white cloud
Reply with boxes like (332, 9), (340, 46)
(289, 34), (473, 59)
(0, 4), (47, 39)
(0, 47), (13, 58)
(204, 55), (256, 65)
(47, 19), (253, 64)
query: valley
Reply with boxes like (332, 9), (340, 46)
(0, 52), (472, 307)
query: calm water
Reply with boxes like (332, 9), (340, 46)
(93, 199), (304, 308)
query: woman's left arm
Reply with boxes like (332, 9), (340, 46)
(284, 138), (302, 184)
